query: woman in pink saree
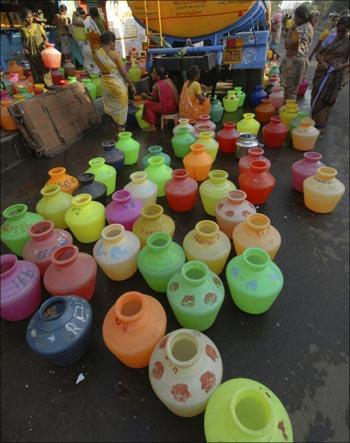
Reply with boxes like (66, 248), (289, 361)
(141, 66), (178, 131)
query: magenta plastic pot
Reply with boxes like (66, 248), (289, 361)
(0, 254), (41, 321)
(291, 152), (325, 192)
(105, 189), (143, 230)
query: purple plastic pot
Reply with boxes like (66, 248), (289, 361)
(0, 254), (41, 321)
(105, 189), (143, 230)
(291, 152), (325, 192)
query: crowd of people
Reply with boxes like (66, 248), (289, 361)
(18, 3), (349, 136)
(271, 4), (349, 132)
(19, 5), (106, 87)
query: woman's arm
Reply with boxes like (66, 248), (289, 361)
(315, 47), (329, 70)
(141, 84), (158, 101)
(109, 49), (137, 95)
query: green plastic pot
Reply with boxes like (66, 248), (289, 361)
(226, 247), (283, 314)
(167, 260), (225, 331)
(135, 104), (150, 129)
(223, 90), (239, 113)
(90, 74), (102, 97)
(144, 156), (172, 197)
(233, 86), (246, 108)
(142, 145), (171, 168)
(204, 378), (293, 442)
(289, 111), (310, 133)
(82, 78), (97, 101)
(115, 131), (140, 165)
(171, 126), (196, 158)
(1, 204), (43, 256)
(210, 95), (224, 123)
(128, 62), (141, 82)
(85, 157), (116, 196)
(137, 232), (185, 292)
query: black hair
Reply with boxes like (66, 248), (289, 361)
(338, 16), (350, 29)
(295, 3), (311, 23)
(76, 7), (85, 15)
(20, 8), (33, 20)
(153, 65), (166, 79)
(89, 7), (99, 18)
(188, 65), (200, 81)
(100, 31), (116, 46)
(59, 5), (67, 13)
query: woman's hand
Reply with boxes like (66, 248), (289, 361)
(130, 84), (137, 97)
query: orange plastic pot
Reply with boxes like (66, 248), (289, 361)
(183, 143), (213, 182)
(45, 167), (79, 194)
(102, 291), (167, 368)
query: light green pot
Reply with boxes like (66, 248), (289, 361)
(167, 260), (225, 331)
(115, 131), (140, 165)
(85, 157), (116, 196)
(137, 232), (185, 292)
(144, 156), (172, 197)
(226, 247), (283, 314)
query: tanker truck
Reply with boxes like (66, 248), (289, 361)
(127, 0), (271, 97)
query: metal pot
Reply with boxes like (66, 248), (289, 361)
(235, 133), (262, 159)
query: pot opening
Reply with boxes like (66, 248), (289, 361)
(304, 152), (322, 161)
(104, 225), (124, 239)
(148, 145), (162, 154)
(148, 156), (164, 166)
(173, 169), (188, 179)
(228, 190), (246, 202)
(121, 300), (142, 317)
(198, 131), (212, 138)
(3, 203), (27, 218)
(247, 214), (269, 228)
(186, 268), (205, 280)
(42, 299), (66, 320)
(149, 232), (170, 248)
(190, 143), (204, 153)
(30, 220), (53, 236)
(49, 167), (65, 176)
(224, 122), (235, 128)
(0, 255), (16, 275)
(209, 170), (228, 181)
(196, 220), (219, 236)
(131, 171), (146, 182)
(142, 204), (163, 218)
(199, 114), (210, 121)
(41, 184), (60, 196)
(243, 248), (270, 268)
(170, 336), (198, 363)
(248, 148), (264, 156)
(234, 391), (272, 432)
(119, 131), (132, 139)
(113, 189), (130, 202)
(243, 113), (255, 119)
(53, 245), (77, 262)
(78, 173), (95, 183)
(182, 260), (208, 284)
(89, 157), (105, 167)
(318, 166), (337, 179)
(72, 194), (92, 206)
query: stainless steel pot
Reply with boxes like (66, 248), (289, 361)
(235, 133), (262, 159)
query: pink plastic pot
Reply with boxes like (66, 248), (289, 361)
(22, 220), (73, 275)
(105, 189), (143, 230)
(291, 151), (325, 192)
(0, 254), (41, 321)
(238, 148), (271, 174)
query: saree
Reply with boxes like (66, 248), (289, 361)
(143, 79), (178, 125)
(179, 80), (211, 123)
(311, 36), (350, 127)
(93, 47), (128, 127)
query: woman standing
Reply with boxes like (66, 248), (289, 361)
(141, 66), (178, 131)
(52, 4), (71, 60)
(19, 8), (51, 86)
(279, 3), (314, 99)
(271, 8), (283, 46)
(93, 31), (136, 137)
(311, 16), (350, 131)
